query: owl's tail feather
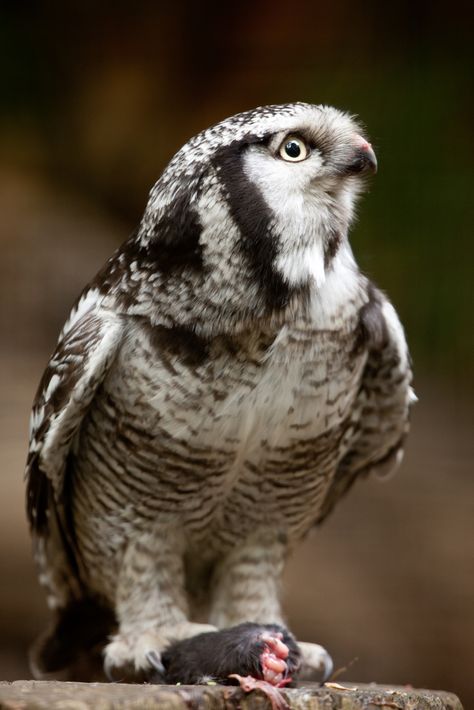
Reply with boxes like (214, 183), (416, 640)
(29, 598), (116, 681)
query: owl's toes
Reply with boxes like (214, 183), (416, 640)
(297, 641), (333, 682)
(145, 650), (165, 675)
(103, 631), (166, 683)
(104, 623), (218, 683)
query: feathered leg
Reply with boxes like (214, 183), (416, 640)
(103, 530), (215, 681)
(208, 529), (332, 682)
(209, 529), (286, 628)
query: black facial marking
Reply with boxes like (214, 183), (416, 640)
(212, 137), (292, 312)
(147, 189), (204, 273)
(95, 188), (204, 298)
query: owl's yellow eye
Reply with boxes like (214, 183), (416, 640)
(279, 136), (309, 162)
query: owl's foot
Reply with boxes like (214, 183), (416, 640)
(104, 629), (165, 682)
(103, 622), (217, 683)
(162, 622), (301, 685)
(298, 641), (333, 682)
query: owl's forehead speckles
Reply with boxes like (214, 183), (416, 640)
(144, 102), (363, 224)
(159, 103), (360, 182)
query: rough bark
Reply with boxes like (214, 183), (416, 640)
(0, 681), (463, 710)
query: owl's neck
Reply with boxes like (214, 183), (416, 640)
(100, 221), (361, 340)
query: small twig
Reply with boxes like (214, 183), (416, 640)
(328, 655), (359, 682)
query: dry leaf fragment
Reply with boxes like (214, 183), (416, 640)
(324, 682), (358, 691)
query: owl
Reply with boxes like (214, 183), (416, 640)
(26, 102), (414, 685)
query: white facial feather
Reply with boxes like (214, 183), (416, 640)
(274, 243), (326, 287)
(308, 243), (362, 327)
(242, 147), (328, 287)
(237, 110), (363, 291)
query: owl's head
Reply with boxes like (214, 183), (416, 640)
(137, 104), (376, 329)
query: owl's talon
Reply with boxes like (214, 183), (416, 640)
(104, 623), (218, 683)
(321, 650), (334, 683)
(104, 662), (120, 683)
(145, 650), (165, 675)
(298, 641), (334, 682)
(103, 631), (167, 683)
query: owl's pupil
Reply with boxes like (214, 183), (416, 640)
(285, 141), (301, 158)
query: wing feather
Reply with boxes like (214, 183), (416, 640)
(25, 291), (122, 606)
(319, 287), (415, 522)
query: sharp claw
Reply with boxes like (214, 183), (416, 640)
(104, 664), (116, 683)
(104, 660), (123, 683)
(298, 641), (334, 683)
(146, 649), (165, 675)
(320, 650), (334, 683)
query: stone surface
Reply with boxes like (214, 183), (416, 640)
(0, 681), (463, 710)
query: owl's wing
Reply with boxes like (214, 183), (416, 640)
(26, 290), (122, 604)
(319, 287), (415, 522)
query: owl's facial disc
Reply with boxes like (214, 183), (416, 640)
(239, 120), (376, 289)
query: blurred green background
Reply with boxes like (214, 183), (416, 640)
(0, 0), (472, 706)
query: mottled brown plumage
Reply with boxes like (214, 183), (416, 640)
(26, 103), (413, 683)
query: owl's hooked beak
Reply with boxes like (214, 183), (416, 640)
(345, 136), (378, 174)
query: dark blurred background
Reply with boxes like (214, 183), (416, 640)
(1, 0), (472, 705)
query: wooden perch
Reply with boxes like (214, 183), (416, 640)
(0, 680), (463, 709)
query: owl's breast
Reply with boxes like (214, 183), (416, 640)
(97, 312), (362, 536)
(203, 321), (367, 546)
(108, 310), (365, 449)
(74, 279), (367, 562)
